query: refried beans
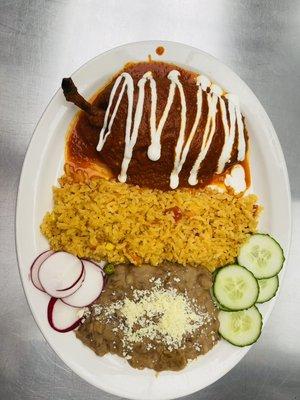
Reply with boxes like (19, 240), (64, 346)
(76, 263), (219, 371)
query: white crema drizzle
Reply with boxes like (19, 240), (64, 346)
(96, 70), (246, 188)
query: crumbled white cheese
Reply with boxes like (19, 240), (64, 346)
(93, 305), (102, 316)
(82, 307), (91, 318)
(146, 343), (153, 351)
(194, 344), (202, 351)
(95, 285), (211, 351)
(153, 278), (162, 287)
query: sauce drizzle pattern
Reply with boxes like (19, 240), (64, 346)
(96, 70), (246, 188)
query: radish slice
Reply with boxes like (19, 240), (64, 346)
(47, 297), (83, 333)
(62, 260), (104, 307)
(89, 260), (108, 288)
(97, 260), (107, 269)
(87, 260), (108, 289)
(30, 250), (54, 291)
(41, 265), (85, 299)
(39, 252), (84, 298)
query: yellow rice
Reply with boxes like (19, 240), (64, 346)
(41, 173), (260, 271)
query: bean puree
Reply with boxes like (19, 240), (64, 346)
(76, 263), (219, 371)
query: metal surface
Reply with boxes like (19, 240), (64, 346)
(0, 1), (299, 399)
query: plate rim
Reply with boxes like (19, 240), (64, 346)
(15, 40), (292, 400)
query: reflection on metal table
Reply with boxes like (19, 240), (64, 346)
(0, 1), (299, 399)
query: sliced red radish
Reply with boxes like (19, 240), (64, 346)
(97, 260), (107, 269)
(87, 260), (108, 289)
(47, 297), (83, 333)
(62, 260), (104, 308)
(41, 264), (85, 298)
(30, 249), (54, 292)
(39, 251), (84, 298)
(89, 260), (108, 288)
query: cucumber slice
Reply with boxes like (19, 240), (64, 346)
(238, 234), (284, 279)
(218, 306), (262, 346)
(210, 289), (231, 311)
(257, 276), (279, 303)
(213, 265), (259, 311)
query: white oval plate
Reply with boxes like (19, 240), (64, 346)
(16, 41), (291, 400)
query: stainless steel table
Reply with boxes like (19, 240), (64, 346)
(1, 1), (299, 399)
